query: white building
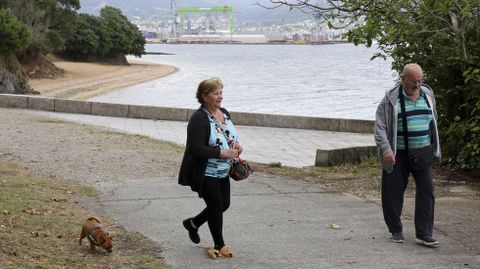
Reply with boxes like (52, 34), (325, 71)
(178, 34), (267, 43)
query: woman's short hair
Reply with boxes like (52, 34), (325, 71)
(196, 77), (223, 104)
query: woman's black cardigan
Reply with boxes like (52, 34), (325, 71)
(178, 106), (231, 197)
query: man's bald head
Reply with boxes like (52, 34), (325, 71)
(402, 63), (423, 78)
(401, 63), (424, 98)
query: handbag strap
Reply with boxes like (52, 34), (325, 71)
(399, 86), (409, 154)
(399, 85), (432, 153)
(203, 107), (234, 149)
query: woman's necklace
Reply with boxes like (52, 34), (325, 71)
(208, 108), (225, 125)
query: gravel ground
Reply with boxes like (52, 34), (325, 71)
(1, 107), (478, 259)
(0, 108), (183, 185)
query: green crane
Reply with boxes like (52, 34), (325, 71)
(177, 6), (234, 35)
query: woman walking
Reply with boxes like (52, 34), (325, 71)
(178, 77), (243, 259)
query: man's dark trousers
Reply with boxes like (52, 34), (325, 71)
(381, 150), (435, 237)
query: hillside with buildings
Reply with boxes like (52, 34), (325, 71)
(80, 0), (309, 23)
(79, 0), (348, 44)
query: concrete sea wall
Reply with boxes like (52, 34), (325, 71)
(0, 94), (378, 166)
(0, 94), (374, 134)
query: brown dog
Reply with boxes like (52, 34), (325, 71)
(79, 216), (113, 253)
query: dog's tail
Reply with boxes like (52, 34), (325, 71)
(87, 216), (101, 223)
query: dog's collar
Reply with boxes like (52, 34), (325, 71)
(87, 225), (101, 246)
(88, 233), (99, 246)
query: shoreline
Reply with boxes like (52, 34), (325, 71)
(145, 39), (350, 45)
(29, 59), (178, 101)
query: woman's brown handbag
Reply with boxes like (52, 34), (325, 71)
(230, 158), (253, 181)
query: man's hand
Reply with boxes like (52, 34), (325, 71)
(383, 151), (396, 164)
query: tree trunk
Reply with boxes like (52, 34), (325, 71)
(19, 48), (65, 79)
(0, 52), (37, 94)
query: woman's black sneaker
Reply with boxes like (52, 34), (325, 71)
(416, 235), (438, 246)
(183, 218), (200, 244)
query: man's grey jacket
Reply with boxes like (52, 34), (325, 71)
(374, 83), (442, 173)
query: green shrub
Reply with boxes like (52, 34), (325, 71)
(0, 8), (31, 53)
(64, 6), (145, 60)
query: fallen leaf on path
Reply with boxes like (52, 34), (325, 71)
(330, 223), (340, 229)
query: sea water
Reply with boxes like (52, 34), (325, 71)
(90, 43), (396, 120)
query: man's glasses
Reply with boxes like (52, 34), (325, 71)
(406, 78), (423, 85)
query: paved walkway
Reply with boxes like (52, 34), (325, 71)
(37, 111), (375, 167)
(28, 109), (479, 268)
(84, 175), (478, 269)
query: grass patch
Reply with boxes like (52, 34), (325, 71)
(0, 160), (169, 269)
(32, 116), (185, 154)
(268, 162), (283, 168)
(252, 157), (479, 200)
(91, 128), (185, 154)
(253, 159), (383, 199)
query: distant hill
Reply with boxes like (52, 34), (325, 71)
(79, 0), (311, 24)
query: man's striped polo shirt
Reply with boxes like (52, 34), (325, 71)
(397, 88), (433, 150)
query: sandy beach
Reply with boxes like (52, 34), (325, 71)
(29, 59), (177, 100)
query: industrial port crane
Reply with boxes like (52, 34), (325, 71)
(170, 0), (179, 38)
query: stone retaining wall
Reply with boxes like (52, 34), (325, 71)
(315, 146), (378, 166)
(0, 94), (374, 134)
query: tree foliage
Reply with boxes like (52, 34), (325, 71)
(264, 0), (480, 174)
(63, 13), (99, 60)
(64, 6), (145, 61)
(7, 0), (79, 55)
(0, 0), (10, 8)
(0, 0), (145, 95)
(99, 6), (145, 58)
(0, 8), (32, 53)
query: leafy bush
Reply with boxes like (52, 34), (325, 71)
(63, 13), (99, 60)
(5, 0), (79, 58)
(99, 6), (145, 58)
(64, 6), (145, 61)
(0, 8), (31, 53)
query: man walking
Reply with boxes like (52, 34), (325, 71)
(374, 63), (441, 246)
